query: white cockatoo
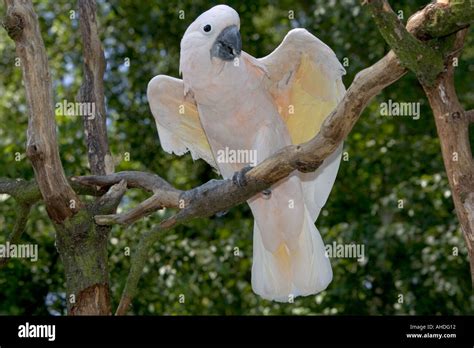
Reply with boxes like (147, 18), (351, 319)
(147, 5), (345, 302)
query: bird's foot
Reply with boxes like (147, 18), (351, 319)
(215, 210), (228, 218)
(262, 189), (272, 199)
(232, 165), (253, 187)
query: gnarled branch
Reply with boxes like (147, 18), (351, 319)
(3, 0), (81, 223)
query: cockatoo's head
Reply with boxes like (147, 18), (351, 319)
(180, 5), (241, 77)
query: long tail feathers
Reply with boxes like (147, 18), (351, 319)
(251, 207), (332, 302)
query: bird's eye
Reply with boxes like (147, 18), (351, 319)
(203, 24), (212, 33)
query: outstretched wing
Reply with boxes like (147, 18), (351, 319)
(259, 28), (346, 144)
(258, 29), (346, 220)
(147, 75), (218, 170)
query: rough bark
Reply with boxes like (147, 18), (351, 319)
(77, 0), (114, 176)
(3, 0), (81, 223)
(55, 181), (126, 315)
(466, 110), (474, 123)
(422, 30), (474, 287)
(365, 0), (444, 85)
(407, 0), (474, 39)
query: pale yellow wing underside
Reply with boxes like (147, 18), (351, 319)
(258, 29), (346, 145)
(147, 75), (217, 170)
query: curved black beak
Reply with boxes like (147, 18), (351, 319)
(210, 25), (242, 61)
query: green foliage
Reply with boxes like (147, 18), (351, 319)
(0, 0), (473, 315)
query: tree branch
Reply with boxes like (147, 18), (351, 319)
(0, 178), (41, 204)
(3, 0), (81, 223)
(407, 0), (474, 40)
(74, 0), (117, 315)
(92, 180), (127, 215)
(421, 28), (474, 287)
(85, 52), (406, 230)
(363, 0), (444, 85)
(73, 171), (182, 225)
(77, 0), (114, 176)
(72, 171), (181, 194)
(94, 193), (171, 226)
(0, 177), (106, 204)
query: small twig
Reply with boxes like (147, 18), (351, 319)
(95, 192), (172, 226)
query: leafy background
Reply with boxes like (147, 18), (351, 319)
(0, 0), (473, 315)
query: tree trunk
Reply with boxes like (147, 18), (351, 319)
(55, 211), (111, 315)
(3, 0), (115, 315)
(422, 30), (474, 287)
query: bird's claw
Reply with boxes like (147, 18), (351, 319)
(232, 165), (253, 187)
(215, 210), (228, 218)
(262, 189), (271, 199)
